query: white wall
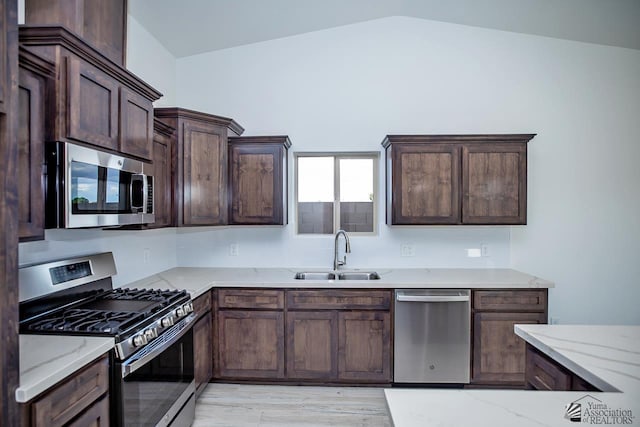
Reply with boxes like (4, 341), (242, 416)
(19, 229), (177, 287)
(127, 15), (177, 106)
(174, 17), (640, 324)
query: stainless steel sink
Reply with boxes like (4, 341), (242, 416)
(293, 271), (380, 280)
(294, 272), (337, 280)
(337, 272), (380, 280)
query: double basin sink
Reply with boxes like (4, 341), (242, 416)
(294, 271), (380, 281)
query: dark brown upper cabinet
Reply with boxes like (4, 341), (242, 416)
(382, 134), (535, 225)
(150, 118), (175, 229)
(228, 136), (291, 225)
(0, 1), (6, 113)
(25, 0), (127, 66)
(154, 108), (244, 226)
(18, 47), (55, 242)
(19, 26), (161, 160)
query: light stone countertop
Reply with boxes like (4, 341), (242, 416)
(16, 335), (114, 403)
(122, 267), (554, 299)
(385, 325), (640, 426)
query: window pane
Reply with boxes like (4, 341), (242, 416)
(340, 159), (374, 232)
(339, 159), (373, 202)
(298, 202), (334, 234)
(298, 157), (333, 202)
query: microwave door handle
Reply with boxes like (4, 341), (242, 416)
(130, 174), (146, 211)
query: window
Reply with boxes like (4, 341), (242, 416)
(295, 153), (378, 234)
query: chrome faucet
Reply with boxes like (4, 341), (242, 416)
(333, 230), (351, 270)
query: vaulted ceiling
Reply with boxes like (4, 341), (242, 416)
(128, 0), (640, 58)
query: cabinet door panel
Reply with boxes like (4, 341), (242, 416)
(473, 290), (547, 312)
(150, 125), (173, 228)
(120, 87), (153, 160)
(31, 355), (109, 427)
(182, 122), (227, 225)
(0, 0), (5, 112)
(338, 312), (391, 382)
(194, 311), (212, 396)
(391, 144), (460, 224)
(286, 311), (338, 380)
(230, 144), (283, 224)
(463, 144), (527, 224)
(67, 394), (109, 427)
(472, 312), (546, 385)
(525, 344), (571, 391)
(217, 310), (284, 379)
(66, 57), (118, 150)
(18, 69), (45, 241)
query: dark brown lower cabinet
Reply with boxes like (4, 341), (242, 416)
(21, 354), (109, 427)
(338, 311), (391, 382)
(525, 344), (598, 391)
(286, 311), (338, 380)
(214, 289), (392, 384)
(194, 311), (212, 396)
(471, 289), (548, 387)
(216, 309), (285, 380)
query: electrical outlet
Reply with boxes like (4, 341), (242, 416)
(401, 244), (415, 257)
(550, 317), (560, 325)
(229, 243), (239, 256)
(481, 244), (490, 257)
(143, 248), (151, 264)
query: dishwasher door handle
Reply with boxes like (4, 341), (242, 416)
(396, 294), (470, 303)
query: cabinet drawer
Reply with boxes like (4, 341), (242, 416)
(525, 345), (571, 391)
(32, 355), (109, 427)
(217, 289), (284, 309)
(473, 290), (547, 312)
(193, 291), (212, 316)
(287, 290), (391, 310)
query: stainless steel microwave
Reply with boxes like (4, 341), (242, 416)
(46, 142), (155, 228)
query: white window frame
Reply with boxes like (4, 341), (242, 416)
(294, 152), (379, 236)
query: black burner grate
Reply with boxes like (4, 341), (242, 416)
(25, 308), (145, 334)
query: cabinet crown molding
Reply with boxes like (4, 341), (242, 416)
(154, 107), (245, 136)
(228, 135), (291, 149)
(19, 25), (162, 101)
(18, 46), (55, 77)
(381, 134), (536, 148)
(153, 117), (175, 138)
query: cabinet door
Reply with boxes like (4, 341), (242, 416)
(229, 143), (284, 225)
(390, 144), (460, 224)
(525, 344), (571, 391)
(150, 127), (173, 228)
(67, 394), (109, 427)
(0, 0), (6, 112)
(286, 311), (338, 380)
(18, 68), (45, 241)
(216, 310), (284, 379)
(194, 311), (212, 396)
(66, 57), (119, 150)
(119, 87), (153, 160)
(338, 311), (391, 382)
(472, 312), (546, 386)
(182, 121), (227, 225)
(462, 143), (527, 224)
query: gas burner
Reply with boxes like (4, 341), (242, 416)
(26, 308), (144, 334)
(105, 287), (186, 303)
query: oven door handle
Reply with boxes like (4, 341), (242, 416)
(121, 313), (196, 378)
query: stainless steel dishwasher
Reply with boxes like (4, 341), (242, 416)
(394, 289), (471, 383)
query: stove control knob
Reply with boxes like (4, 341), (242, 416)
(175, 307), (186, 318)
(132, 334), (148, 347)
(144, 328), (158, 340)
(181, 302), (194, 314)
(160, 315), (175, 328)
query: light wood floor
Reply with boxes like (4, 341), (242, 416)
(193, 383), (392, 427)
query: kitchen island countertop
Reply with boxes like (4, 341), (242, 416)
(385, 325), (640, 426)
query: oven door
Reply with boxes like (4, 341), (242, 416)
(114, 314), (196, 427)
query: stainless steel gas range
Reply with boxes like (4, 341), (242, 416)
(19, 252), (196, 427)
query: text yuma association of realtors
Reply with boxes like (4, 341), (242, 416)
(582, 401), (634, 424)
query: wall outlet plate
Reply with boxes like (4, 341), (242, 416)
(229, 243), (239, 256)
(401, 244), (415, 257)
